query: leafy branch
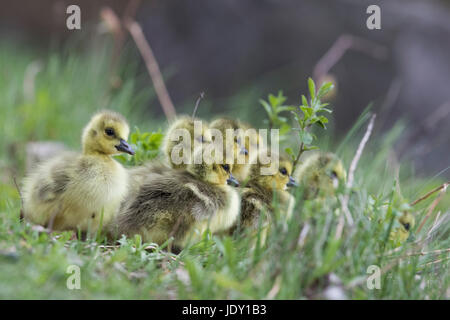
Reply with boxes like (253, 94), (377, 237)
(259, 91), (294, 136)
(286, 78), (334, 173)
(116, 127), (163, 166)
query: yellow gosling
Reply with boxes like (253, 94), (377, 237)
(22, 110), (134, 233)
(294, 152), (346, 200)
(234, 151), (297, 243)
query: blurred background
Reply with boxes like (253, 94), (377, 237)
(1, 0), (449, 181)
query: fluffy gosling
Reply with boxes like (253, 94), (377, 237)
(294, 152), (346, 200)
(22, 110), (134, 233)
(235, 151), (297, 236)
(115, 148), (241, 249)
(389, 212), (415, 244)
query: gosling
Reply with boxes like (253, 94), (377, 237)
(293, 152), (346, 200)
(389, 212), (415, 244)
(22, 110), (135, 233)
(162, 116), (212, 169)
(234, 151), (298, 236)
(115, 148), (240, 249)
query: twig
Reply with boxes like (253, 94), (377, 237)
(100, 2), (177, 120)
(419, 256), (450, 268)
(100, 7), (125, 68)
(427, 211), (444, 237)
(123, 0), (142, 20)
(313, 34), (388, 82)
(100, 0), (142, 84)
(338, 195), (353, 231)
(416, 183), (448, 234)
(336, 113), (376, 237)
(410, 181), (450, 206)
(125, 19), (177, 121)
(347, 114), (376, 189)
(291, 141), (305, 174)
(192, 92), (205, 119)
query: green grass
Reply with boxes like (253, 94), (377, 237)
(0, 39), (449, 299)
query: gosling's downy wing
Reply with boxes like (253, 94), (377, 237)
(119, 170), (226, 232)
(22, 151), (78, 226)
(27, 152), (77, 204)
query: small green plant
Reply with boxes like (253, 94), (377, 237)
(286, 78), (334, 172)
(259, 91), (294, 135)
(116, 128), (163, 166)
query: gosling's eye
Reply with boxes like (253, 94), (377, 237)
(105, 128), (115, 136)
(331, 170), (338, 179)
(222, 164), (230, 173)
(403, 223), (410, 231)
(197, 135), (206, 143)
(279, 168), (287, 175)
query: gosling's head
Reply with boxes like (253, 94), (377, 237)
(210, 117), (248, 160)
(248, 151), (297, 192)
(399, 212), (415, 233)
(296, 152), (346, 198)
(187, 148), (239, 187)
(81, 110), (134, 156)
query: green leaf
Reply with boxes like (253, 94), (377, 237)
(268, 94), (278, 108)
(276, 91), (287, 105)
(319, 116), (329, 124)
(277, 106), (296, 113)
(315, 116), (328, 129)
(317, 82), (334, 99)
(300, 106), (313, 118)
(315, 121), (326, 129)
(291, 111), (301, 125)
(259, 99), (272, 116)
(308, 78), (316, 100)
(301, 95), (308, 107)
(304, 145), (319, 151)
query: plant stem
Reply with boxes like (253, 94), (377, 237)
(292, 122), (311, 173)
(292, 142), (304, 174)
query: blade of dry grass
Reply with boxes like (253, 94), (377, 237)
(336, 114), (376, 238)
(416, 183), (448, 234)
